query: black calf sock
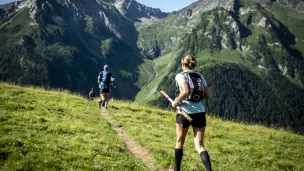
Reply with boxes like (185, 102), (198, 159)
(174, 149), (183, 171)
(98, 100), (102, 108)
(200, 151), (212, 171)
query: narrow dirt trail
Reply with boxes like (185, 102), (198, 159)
(102, 110), (167, 171)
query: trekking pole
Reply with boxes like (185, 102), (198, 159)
(160, 91), (192, 122)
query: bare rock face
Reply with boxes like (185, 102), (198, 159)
(0, 1), (20, 10)
(295, 2), (304, 12)
(104, 0), (168, 22)
(176, 0), (236, 22)
(10, 0), (137, 42)
(278, 0), (304, 13)
(187, 9), (192, 16)
(281, 0), (291, 5)
(0, 0), (143, 98)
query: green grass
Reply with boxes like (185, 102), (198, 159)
(1, 82), (304, 170)
(108, 101), (304, 171)
(270, 2), (304, 53)
(196, 49), (245, 67)
(135, 48), (247, 104)
(0, 83), (147, 170)
(137, 14), (188, 55)
(135, 52), (178, 103)
(3, 8), (33, 36)
(137, 59), (155, 88)
(154, 52), (176, 71)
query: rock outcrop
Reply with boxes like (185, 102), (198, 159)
(104, 0), (168, 22)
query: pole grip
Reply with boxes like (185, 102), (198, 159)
(160, 91), (192, 122)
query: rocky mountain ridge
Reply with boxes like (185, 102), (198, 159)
(0, 0), (303, 133)
(0, 1), (20, 10)
(277, 0), (304, 13)
(135, 0), (304, 133)
(0, 0), (144, 98)
(104, 0), (168, 24)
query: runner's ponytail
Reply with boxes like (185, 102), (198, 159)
(182, 54), (197, 69)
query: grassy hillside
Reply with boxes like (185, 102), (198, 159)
(0, 0), (143, 99)
(1, 83), (302, 170)
(136, 51), (180, 103)
(108, 100), (304, 171)
(269, 2), (304, 54)
(0, 83), (147, 170)
(136, 0), (304, 133)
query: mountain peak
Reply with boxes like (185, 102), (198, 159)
(0, 1), (20, 10)
(278, 0), (304, 13)
(178, 0), (235, 15)
(105, 0), (168, 23)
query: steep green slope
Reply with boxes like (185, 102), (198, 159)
(136, 51), (179, 103)
(0, 83), (147, 170)
(108, 100), (304, 171)
(1, 0), (304, 134)
(1, 83), (303, 171)
(270, 2), (304, 54)
(0, 0), (143, 99)
(137, 15), (188, 58)
(136, 0), (304, 133)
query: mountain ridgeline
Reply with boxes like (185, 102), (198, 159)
(104, 0), (168, 22)
(0, 0), (304, 133)
(136, 0), (304, 134)
(0, 0), (167, 99)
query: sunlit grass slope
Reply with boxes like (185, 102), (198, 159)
(0, 83), (147, 170)
(136, 52), (177, 103)
(1, 83), (303, 171)
(108, 100), (304, 171)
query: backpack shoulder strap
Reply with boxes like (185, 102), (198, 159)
(196, 72), (206, 87)
(181, 71), (194, 99)
(98, 71), (103, 82)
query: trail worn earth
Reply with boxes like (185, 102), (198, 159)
(102, 110), (167, 171)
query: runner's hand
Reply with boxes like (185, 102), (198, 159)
(172, 98), (181, 108)
(172, 102), (179, 108)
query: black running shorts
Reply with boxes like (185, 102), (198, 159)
(176, 112), (206, 128)
(100, 88), (110, 94)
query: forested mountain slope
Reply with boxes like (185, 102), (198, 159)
(1, 0), (304, 133)
(136, 0), (304, 133)
(0, 0), (147, 99)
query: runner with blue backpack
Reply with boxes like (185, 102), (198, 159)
(169, 54), (212, 171)
(98, 65), (114, 110)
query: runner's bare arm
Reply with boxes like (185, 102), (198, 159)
(203, 87), (212, 100)
(175, 82), (189, 102)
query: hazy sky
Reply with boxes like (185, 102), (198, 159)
(0, 0), (18, 5)
(0, 0), (197, 12)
